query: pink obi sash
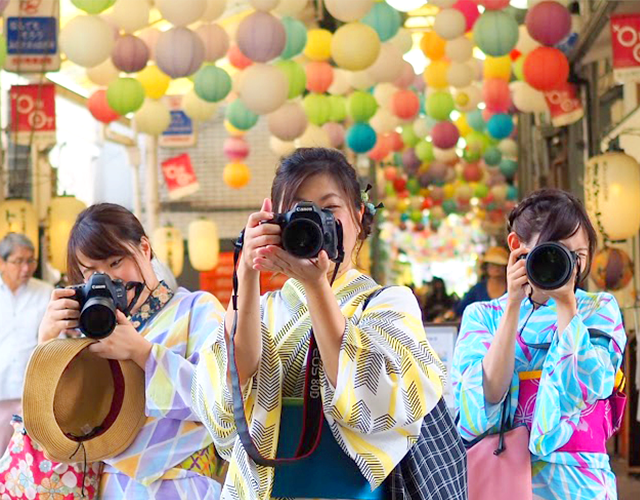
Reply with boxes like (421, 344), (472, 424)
(513, 371), (626, 454)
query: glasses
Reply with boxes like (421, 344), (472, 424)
(5, 258), (37, 267)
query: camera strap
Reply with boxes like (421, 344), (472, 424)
(228, 230), (342, 467)
(124, 282), (146, 316)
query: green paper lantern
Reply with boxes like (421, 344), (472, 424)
(362, 2), (401, 42)
(71, 0), (116, 14)
(442, 199), (457, 215)
(514, 56), (525, 81)
(466, 130), (491, 153)
(347, 91), (378, 123)
(281, 17), (308, 60)
(410, 209), (423, 223)
(415, 140), (435, 162)
(194, 65), (232, 103)
(473, 10), (519, 57)
(474, 183), (489, 199)
(226, 99), (259, 130)
(464, 148), (482, 163)
(426, 91), (455, 121)
(106, 78), (145, 115)
(275, 60), (306, 99)
(499, 158), (518, 179)
(303, 93), (331, 126)
(401, 124), (419, 148)
(484, 147), (502, 166)
(407, 178), (421, 196)
(328, 95), (347, 122)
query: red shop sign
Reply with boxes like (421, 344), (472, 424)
(9, 83), (56, 146)
(611, 14), (640, 81)
(161, 153), (200, 200)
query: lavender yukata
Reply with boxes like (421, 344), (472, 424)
(99, 282), (227, 500)
(452, 290), (627, 500)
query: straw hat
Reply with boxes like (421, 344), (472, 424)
(483, 246), (509, 266)
(23, 338), (146, 464)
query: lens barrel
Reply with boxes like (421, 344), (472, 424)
(282, 218), (324, 259)
(80, 296), (117, 339)
(526, 242), (576, 290)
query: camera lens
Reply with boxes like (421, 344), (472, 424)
(282, 218), (324, 259)
(527, 243), (574, 290)
(80, 297), (117, 339)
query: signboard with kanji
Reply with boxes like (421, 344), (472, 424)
(4, 0), (61, 73)
(9, 83), (56, 146)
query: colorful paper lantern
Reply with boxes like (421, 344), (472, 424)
(111, 34), (149, 73)
(152, 226), (184, 277)
(513, 56), (525, 81)
(446, 36), (474, 63)
(370, 108), (400, 134)
(477, 0), (510, 9)
(466, 109), (485, 132)
(499, 138), (518, 158)
(526, 1), (572, 46)
(454, 85), (482, 112)
(275, 60), (306, 99)
(325, 0), (373, 22)
(48, 196), (87, 272)
(328, 69), (350, 95)
(328, 96), (347, 122)
(362, 2), (401, 42)
(330, 23), (381, 72)
(137, 27), (160, 62)
(394, 61), (416, 89)
(268, 102), (308, 141)
(223, 137), (250, 161)
(228, 44), (253, 69)
(426, 91), (455, 121)
(156, 0), (206, 27)
(88, 89), (120, 123)
(431, 121), (460, 149)
(483, 78), (511, 113)
(136, 65), (170, 100)
(274, 0), (307, 16)
(239, 63), (288, 115)
(348, 70), (376, 90)
(323, 122), (346, 148)
(447, 62), (475, 88)
(188, 219), (219, 272)
(303, 93), (331, 126)
(424, 60), (450, 89)
(134, 99), (171, 136)
(60, 15), (115, 67)
(511, 81), (548, 113)
(193, 65), (231, 104)
(236, 11), (286, 63)
(486, 114), (513, 140)
(226, 99), (259, 130)
(484, 55), (512, 81)
(402, 149), (421, 174)
(499, 158), (518, 179)
(401, 124), (420, 148)
(591, 248), (634, 291)
(347, 123), (377, 153)
(270, 136), (296, 156)
(106, 77), (145, 115)
(183, 90), (218, 122)
(202, 0), (227, 21)
(280, 17), (308, 60)
(368, 135), (392, 162)
(473, 10), (519, 57)
(223, 162), (251, 189)
(111, 0), (149, 33)
(368, 43), (404, 83)
(454, 0), (480, 32)
(413, 116), (435, 138)
(434, 8), (467, 41)
(390, 28), (414, 54)
(347, 91), (378, 123)
(296, 124), (332, 148)
(463, 163), (483, 182)
(421, 30), (446, 60)
(484, 147), (502, 166)
(250, 0), (280, 11)
(306, 61), (334, 94)
(0, 200), (38, 256)
(86, 58), (119, 86)
(71, 0), (115, 14)
(391, 90), (420, 120)
(415, 140), (435, 162)
(197, 23), (230, 62)
(304, 29), (332, 62)
(156, 27), (205, 78)
(523, 47), (569, 91)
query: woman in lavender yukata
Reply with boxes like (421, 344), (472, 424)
(37, 203), (226, 499)
(452, 189), (627, 500)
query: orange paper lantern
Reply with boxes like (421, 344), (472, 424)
(305, 61), (334, 94)
(523, 47), (569, 92)
(420, 30), (446, 60)
(391, 89), (420, 120)
(88, 89), (119, 123)
(223, 162), (251, 188)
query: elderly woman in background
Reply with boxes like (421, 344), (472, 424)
(0, 233), (52, 452)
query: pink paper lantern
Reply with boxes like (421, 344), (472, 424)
(306, 61), (334, 94)
(386, 131), (404, 152)
(323, 122), (346, 148)
(392, 90), (420, 120)
(138, 27), (160, 61)
(454, 0), (480, 32)
(393, 61), (416, 89)
(223, 137), (250, 161)
(111, 34), (149, 73)
(526, 1), (572, 47)
(431, 121), (460, 149)
(236, 11), (286, 63)
(483, 78), (511, 113)
(475, 0), (510, 9)
(197, 23), (230, 62)
(155, 27), (205, 78)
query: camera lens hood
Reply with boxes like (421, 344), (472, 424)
(526, 242), (576, 291)
(282, 218), (324, 259)
(80, 296), (117, 339)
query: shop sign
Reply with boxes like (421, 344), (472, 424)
(4, 0), (61, 73)
(544, 82), (583, 128)
(159, 95), (196, 148)
(161, 153), (200, 200)
(9, 83), (56, 146)
(611, 13), (640, 82)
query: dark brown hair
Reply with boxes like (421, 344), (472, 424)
(67, 203), (150, 284)
(507, 188), (598, 277)
(271, 148), (373, 241)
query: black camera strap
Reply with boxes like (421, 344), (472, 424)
(228, 229), (343, 467)
(124, 282), (146, 316)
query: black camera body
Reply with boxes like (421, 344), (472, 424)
(270, 201), (343, 262)
(68, 273), (129, 339)
(519, 242), (579, 291)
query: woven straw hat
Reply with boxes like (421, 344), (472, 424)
(483, 246), (509, 266)
(23, 338), (146, 463)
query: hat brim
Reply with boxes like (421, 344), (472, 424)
(484, 257), (508, 266)
(23, 339), (147, 464)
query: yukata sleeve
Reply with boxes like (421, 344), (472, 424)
(146, 292), (225, 421)
(452, 301), (519, 443)
(530, 293), (626, 456)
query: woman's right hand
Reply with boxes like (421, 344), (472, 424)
(38, 288), (81, 343)
(506, 247), (529, 307)
(241, 198), (281, 274)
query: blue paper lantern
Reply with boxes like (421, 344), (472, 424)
(487, 114), (514, 140)
(362, 3), (401, 42)
(194, 65), (232, 103)
(226, 99), (259, 130)
(507, 184), (519, 201)
(484, 147), (502, 166)
(499, 158), (518, 179)
(467, 109), (485, 133)
(346, 123), (377, 153)
(473, 10), (519, 57)
(281, 16), (307, 60)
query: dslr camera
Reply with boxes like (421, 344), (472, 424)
(68, 273), (129, 339)
(269, 201), (344, 262)
(519, 242), (579, 290)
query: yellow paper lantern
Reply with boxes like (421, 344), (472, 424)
(152, 226), (184, 277)
(223, 162), (251, 189)
(136, 65), (171, 99)
(304, 29), (332, 62)
(443, 183), (456, 199)
(484, 55), (512, 81)
(49, 196), (87, 272)
(455, 114), (472, 137)
(424, 60), (450, 89)
(134, 99), (172, 136)
(585, 150), (640, 241)
(224, 120), (246, 137)
(183, 89), (218, 122)
(331, 22), (380, 72)
(188, 219), (219, 271)
(0, 199), (39, 257)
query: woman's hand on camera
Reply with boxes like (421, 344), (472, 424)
(506, 247), (529, 308)
(242, 198), (282, 275)
(253, 246), (331, 286)
(38, 288), (81, 343)
(89, 311), (152, 369)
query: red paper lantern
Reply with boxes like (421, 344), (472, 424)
(306, 61), (334, 94)
(483, 78), (511, 113)
(88, 89), (119, 123)
(431, 121), (460, 149)
(386, 131), (404, 152)
(463, 163), (483, 182)
(454, 0), (480, 32)
(391, 89), (420, 120)
(228, 44), (253, 70)
(523, 47), (569, 92)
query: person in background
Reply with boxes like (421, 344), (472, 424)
(455, 246), (508, 317)
(423, 277), (457, 323)
(0, 233), (52, 452)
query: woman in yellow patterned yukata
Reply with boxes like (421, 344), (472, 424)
(193, 148), (467, 500)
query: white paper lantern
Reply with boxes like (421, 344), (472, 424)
(367, 43), (404, 83)
(273, 0), (307, 16)
(250, 0), (280, 11)
(111, 0), (150, 34)
(373, 82), (397, 109)
(429, 0), (456, 6)
(585, 151), (640, 241)
(370, 108), (399, 134)
(49, 197), (87, 272)
(86, 58), (120, 86)
(325, 0), (373, 22)
(188, 219), (219, 271)
(296, 124), (332, 148)
(60, 15), (115, 67)
(134, 99), (172, 136)
(390, 28), (414, 54)
(447, 62), (474, 88)
(386, 0), (426, 12)
(516, 24), (540, 54)
(434, 8), (466, 40)
(511, 81), (548, 113)
(498, 138), (518, 159)
(270, 136), (296, 156)
(138, 27), (161, 61)
(328, 69), (351, 95)
(454, 85), (482, 112)
(202, 0), (227, 21)
(156, 0), (206, 27)
(446, 37), (474, 63)
(434, 147), (459, 163)
(183, 89), (219, 122)
(0, 199), (39, 258)
(152, 226), (184, 277)
(239, 63), (288, 115)
(268, 102), (308, 141)
(413, 116), (433, 138)
(348, 70), (376, 90)
(197, 23), (230, 62)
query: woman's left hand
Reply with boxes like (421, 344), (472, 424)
(89, 311), (153, 369)
(253, 245), (331, 286)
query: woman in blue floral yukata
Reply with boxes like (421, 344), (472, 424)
(33, 203), (227, 500)
(452, 189), (627, 500)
